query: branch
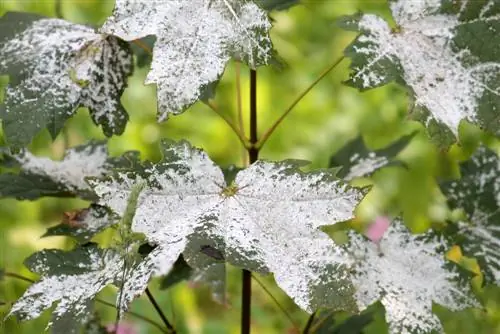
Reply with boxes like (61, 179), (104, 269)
(257, 56), (345, 149)
(206, 100), (251, 149)
(145, 288), (176, 333)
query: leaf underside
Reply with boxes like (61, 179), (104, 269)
(0, 12), (134, 147)
(341, 0), (500, 143)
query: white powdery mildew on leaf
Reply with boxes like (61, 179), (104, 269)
(345, 152), (388, 181)
(100, 0), (273, 120)
(350, 0), (500, 136)
(92, 141), (362, 312)
(348, 222), (476, 334)
(15, 144), (109, 191)
(445, 146), (500, 284)
(9, 249), (123, 327)
(0, 17), (132, 139)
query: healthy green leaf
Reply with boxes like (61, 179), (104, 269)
(440, 145), (500, 285)
(0, 12), (134, 147)
(43, 204), (118, 243)
(341, 0), (500, 140)
(100, 0), (274, 121)
(91, 140), (363, 312)
(329, 132), (415, 181)
(346, 220), (478, 334)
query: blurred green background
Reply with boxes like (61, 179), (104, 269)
(0, 0), (499, 333)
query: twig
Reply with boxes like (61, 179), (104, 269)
(206, 100), (251, 149)
(302, 310), (317, 334)
(257, 56), (345, 149)
(252, 274), (299, 331)
(235, 61), (247, 165)
(145, 288), (176, 333)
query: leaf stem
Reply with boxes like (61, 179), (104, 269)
(256, 56), (345, 150)
(146, 288), (176, 333)
(252, 274), (299, 331)
(3, 272), (169, 333)
(302, 310), (317, 334)
(235, 61), (247, 165)
(241, 68), (258, 334)
(206, 100), (251, 149)
(55, 0), (63, 18)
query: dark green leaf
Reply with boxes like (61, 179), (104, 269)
(329, 132), (415, 181)
(129, 35), (155, 68)
(0, 12), (134, 147)
(255, 0), (300, 11)
(159, 254), (193, 290)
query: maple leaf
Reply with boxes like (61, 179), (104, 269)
(91, 140), (363, 312)
(329, 132), (415, 181)
(347, 221), (478, 334)
(0, 12), (134, 147)
(340, 0), (500, 141)
(441, 145), (500, 285)
(100, 0), (274, 121)
(8, 244), (126, 334)
(0, 141), (139, 200)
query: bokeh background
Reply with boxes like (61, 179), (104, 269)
(0, 0), (499, 333)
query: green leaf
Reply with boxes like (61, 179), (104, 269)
(91, 139), (363, 312)
(340, 1), (500, 142)
(129, 35), (155, 68)
(440, 145), (500, 285)
(159, 254), (193, 290)
(43, 204), (118, 243)
(255, 0), (300, 11)
(329, 132), (415, 181)
(100, 1), (275, 121)
(0, 12), (134, 147)
(308, 308), (376, 334)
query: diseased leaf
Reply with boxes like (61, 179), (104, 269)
(329, 132), (415, 181)
(346, 221), (478, 334)
(341, 0), (500, 140)
(43, 204), (118, 243)
(91, 140), (363, 312)
(440, 145), (500, 285)
(0, 12), (134, 147)
(100, 0), (274, 120)
(8, 245), (124, 334)
(0, 142), (140, 200)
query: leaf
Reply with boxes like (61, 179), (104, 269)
(346, 220), (478, 334)
(100, 0), (274, 121)
(308, 308), (375, 334)
(8, 244), (124, 333)
(255, 0), (300, 11)
(91, 139), (363, 312)
(340, 0), (500, 140)
(0, 141), (140, 200)
(159, 254), (193, 290)
(440, 145), (500, 285)
(329, 133), (415, 181)
(0, 12), (134, 147)
(129, 35), (155, 68)
(43, 204), (119, 243)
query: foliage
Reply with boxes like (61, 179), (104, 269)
(0, 0), (498, 333)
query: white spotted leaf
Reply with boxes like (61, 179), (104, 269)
(340, 0), (500, 142)
(0, 12), (134, 147)
(100, 0), (274, 121)
(91, 140), (363, 312)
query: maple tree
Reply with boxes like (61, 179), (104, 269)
(0, 0), (498, 333)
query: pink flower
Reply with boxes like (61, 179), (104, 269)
(106, 322), (137, 334)
(365, 216), (391, 244)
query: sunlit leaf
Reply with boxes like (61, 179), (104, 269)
(91, 139), (363, 312)
(0, 12), (134, 147)
(100, 0), (274, 121)
(341, 0), (500, 141)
